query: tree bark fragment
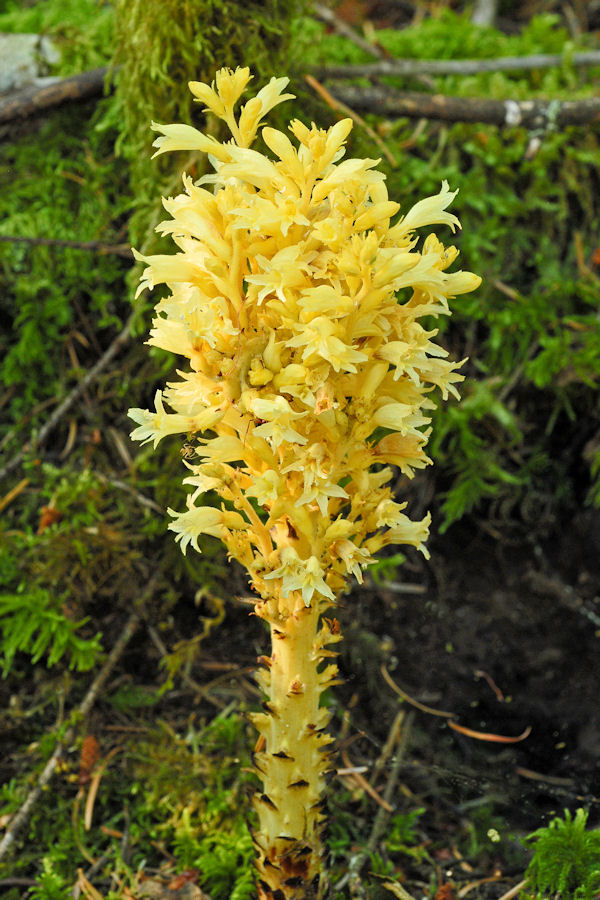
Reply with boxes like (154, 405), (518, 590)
(0, 66), (108, 124)
(321, 84), (600, 129)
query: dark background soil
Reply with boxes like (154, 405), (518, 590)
(333, 507), (600, 833)
(193, 501), (600, 861)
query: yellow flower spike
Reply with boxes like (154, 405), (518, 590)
(129, 67), (481, 899)
(214, 65), (252, 109)
(388, 179), (461, 238)
(188, 80), (227, 118)
(149, 122), (231, 161)
(262, 126), (302, 174)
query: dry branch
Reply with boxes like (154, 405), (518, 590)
(0, 234), (133, 259)
(0, 67), (108, 124)
(313, 50), (600, 79)
(0, 59), (598, 134)
(0, 310), (136, 482)
(318, 84), (600, 128)
(471, 0), (498, 27)
(336, 712), (413, 895)
(313, 2), (385, 60)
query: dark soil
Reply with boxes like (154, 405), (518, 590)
(333, 506), (600, 836)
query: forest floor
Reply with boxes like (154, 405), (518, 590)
(143, 505), (600, 897)
(2, 1), (600, 897)
(337, 507), (600, 845)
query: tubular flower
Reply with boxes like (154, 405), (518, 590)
(128, 66), (481, 900)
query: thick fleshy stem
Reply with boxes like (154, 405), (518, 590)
(250, 596), (342, 899)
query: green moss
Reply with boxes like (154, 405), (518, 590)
(0, 708), (257, 900)
(108, 0), (310, 249)
(0, 108), (130, 431)
(523, 809), (600, 899)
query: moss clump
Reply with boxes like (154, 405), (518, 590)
(109, 0), (310, 249)
(523, 808), (600, 900)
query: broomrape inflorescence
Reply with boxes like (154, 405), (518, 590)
(129, 66), (481, 899)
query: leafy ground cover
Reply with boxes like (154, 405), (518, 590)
(1, 1), (599, 897)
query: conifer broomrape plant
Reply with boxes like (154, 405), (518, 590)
(129, 67), (481, 899)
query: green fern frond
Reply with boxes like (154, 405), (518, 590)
(0, 589), (102, 676)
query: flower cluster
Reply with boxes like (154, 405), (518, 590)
(129, 67), (481, 616)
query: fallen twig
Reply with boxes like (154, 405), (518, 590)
(336, 711), (413, 894)
(0, 608), (142, 861)
(515, 766), (576, 787)
(319, 84), (600, 129)
(448, 719), (532, 743)
(0, 233), (133, 259)
(0, 477), (29, 513)
(382, 666), (533, 744)
(305, 73), (397, 166)
(0, 60), (597, 136)
(0, 67), (108, 125)
(365, 712), (412, 853)
(313, 2), (385, 61)
(372, 709), (404, 785)
(474, 669), (505, 702)
(0, 310), (136, 482)
(496, 879), (527, 900)
(313, 50), (600, 80)
(381, 665), (455, 717)
(340, 745), (393, 812)
(382, 882), (419, 900)
(458, 874), (504, 897)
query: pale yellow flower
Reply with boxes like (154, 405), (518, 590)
(250, 396), (308, 449)
(129, 67), (483, 896)
(286, 317), (368, 373)
(245, 469), (282, 506)
(128, 390), (223, 448)
(214, 65), (252, 109)
(335, 540), (374, 583)
(265, 551), (335, 606)
(245, 245), (312, 304)
(296, 477), (349, 517)
(375, 499), (409, 528)
(168, 504), (245, 554)
(150, 122), (230, 161)
(130, 65), (481, 590)
(387, 180), (460, 239)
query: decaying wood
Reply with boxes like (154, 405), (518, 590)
(0, 233), (133, 259)
(0, 57), (599, 134)
(0, 66), (108, 124)
(313, 50), (600, 79)
(319, 84), (600, 129)
(471, 0), (498, 27)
